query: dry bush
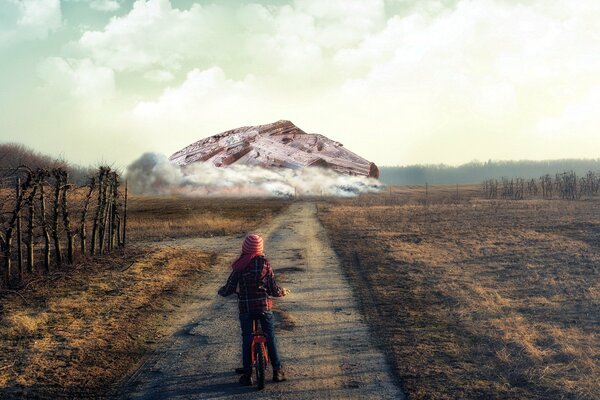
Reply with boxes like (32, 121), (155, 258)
(319, 187), (600, 399)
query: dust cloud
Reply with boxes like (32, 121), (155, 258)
(126, 153), (383, 197)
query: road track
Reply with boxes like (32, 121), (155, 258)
(121, 202), (403, 399)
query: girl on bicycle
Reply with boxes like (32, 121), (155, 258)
(218, 233), (289, 386)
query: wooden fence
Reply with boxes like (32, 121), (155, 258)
(0, 165), (127, 288)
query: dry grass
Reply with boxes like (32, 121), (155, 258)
(0, 245), (215, 399)
(127, 195), (290, 241)
(318, 186), (600, 399)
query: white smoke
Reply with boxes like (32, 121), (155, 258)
(126, 153), (383, 197)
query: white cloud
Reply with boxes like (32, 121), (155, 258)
(133, 67), (258, 125)
(75, 0), (386, 79)
(77, 0), (216, 72)
(90, 0), (120, 12)
(37, 57), (116, 102)
(0, 0), (61, 45)
(143, 69), (175, 82)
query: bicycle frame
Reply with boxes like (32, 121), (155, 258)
(250, 319), (269, 367)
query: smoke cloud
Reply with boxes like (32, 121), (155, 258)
(126, 153), (383, 197)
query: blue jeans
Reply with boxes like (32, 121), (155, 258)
(239, 311), (282, 371)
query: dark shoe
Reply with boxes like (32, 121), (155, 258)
(239, 371), (254, 386)
(273, 368), (286, 382)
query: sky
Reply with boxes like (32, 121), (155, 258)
(0, 0), (599, 168)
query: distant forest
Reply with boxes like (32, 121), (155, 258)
(379, 159), (600, 185)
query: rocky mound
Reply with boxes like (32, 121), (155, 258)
(169, 120), (379, 178)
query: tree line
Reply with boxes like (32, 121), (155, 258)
(380, 159), (600, 185)
(0, 165), (127, 288)
(483, 171), (600, 200)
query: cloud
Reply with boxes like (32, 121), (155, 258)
(75, 0), (386, 79)
(133, 67), (258, 126)
(77, 0), (218, 72)
(0, 0), (61, 45)
(126, 152), (383, 197)
(37, 57), (116, 103)
(90, 0), (120, 12)
(143, 69), (175, 82)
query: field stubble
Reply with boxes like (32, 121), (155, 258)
(318, 186), (599, 399)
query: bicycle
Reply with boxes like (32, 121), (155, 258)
(235, 315), (270, 390)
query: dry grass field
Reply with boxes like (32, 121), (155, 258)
(126, 195), (290, 241)
(0, 196), (290, 398)
(0, 247), (214, 399)
(318, 185), (599, 399)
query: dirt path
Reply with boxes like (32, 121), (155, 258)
(121, 202), (403, 399)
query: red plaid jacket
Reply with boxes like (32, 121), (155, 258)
(218, 256), (285, 314)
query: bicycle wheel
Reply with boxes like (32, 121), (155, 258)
(255, 343), (266, 390)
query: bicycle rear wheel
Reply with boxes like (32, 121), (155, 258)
(255, 344), (266, 390)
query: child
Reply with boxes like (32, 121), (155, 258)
(218, 233), (289, 386)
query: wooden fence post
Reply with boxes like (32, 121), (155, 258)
(99, 174), (111, 254)
(16, 178), (23, 279)
(52, 170), (62, 265)
(2, 175), (27, 285)
(109, 173), (119, 251)
(61, 171), (74, 264)
(91, 168), (106, 256)
(80, 177), (96, 257)
(26, 177), (39, 273)
(39, 180), (51, 272)
(122, 179), (127, 247)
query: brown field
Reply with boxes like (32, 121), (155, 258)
(318, 185), (600, 399)
(0, 196), (290, 398)
(0, 247), (213, 399)
(2, 187), (599, 399)
(126, 195), (290, 241)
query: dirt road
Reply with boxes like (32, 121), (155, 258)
(121, 202), (403, 399)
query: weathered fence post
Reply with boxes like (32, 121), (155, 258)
(109, 173), (120, 251)
(26, 174), (39, 273)
(107, 196), (114, 252)
(39, 179), (51, 272)
(52, 170), (62, 265)
(122, 179), (127, 247)
(99, 172), (112, 254)
(91, 168), (106, 256)
(16, 178), (23, 279)
(2, 174), (27, 285)
(60, 171), (74, 264)
(80, 177), (96, 257)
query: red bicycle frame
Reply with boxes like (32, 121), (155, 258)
(251, 319), (269, 366)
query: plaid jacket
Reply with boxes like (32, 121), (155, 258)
(218, 256), (285, 314)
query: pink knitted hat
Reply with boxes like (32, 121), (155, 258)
(231, 234), (264, 272)
(242, 234), (264, 255)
